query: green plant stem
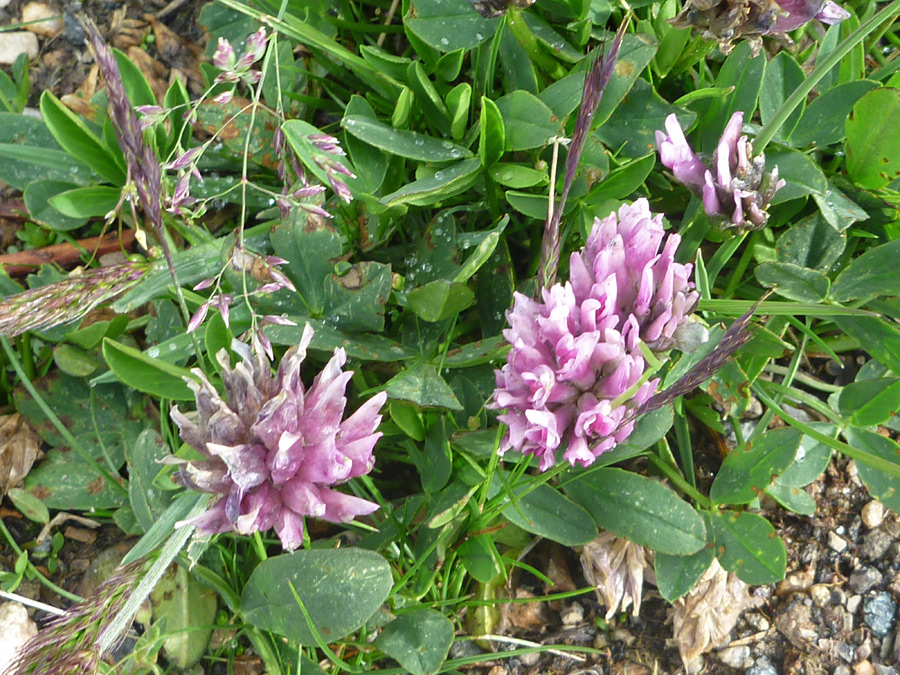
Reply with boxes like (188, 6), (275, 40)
(754, 385), (895, 473)
(0, 517), (83, 603)
(756, 0), (900, 152)
(0, 336), (127, 497)
(647, 453), (710, 508)
(749, 322), (809, 442)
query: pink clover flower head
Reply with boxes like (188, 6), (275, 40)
(657, 113), (786, 231)
(490, 199), (698, 471)
(770, 0), (850, 31)
(170, 324), (387, 551)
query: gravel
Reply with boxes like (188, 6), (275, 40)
(863, 593), (898, 638)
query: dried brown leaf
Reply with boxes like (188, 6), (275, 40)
(0, 414), (41, 497)
(668, 558), (762, 672)
(108, 8), (149, 51)
(126, 46), (169, 104)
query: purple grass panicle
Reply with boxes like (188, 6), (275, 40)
(490, 199), (698, 471)
(656, 112), (785, 231)
(170, 324), (387, 551)
(7, 561), (144, 675)
(0, 263), (150, 338)
(540, 22), (626, 288)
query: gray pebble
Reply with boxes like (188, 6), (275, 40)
(719, 645), (752, 669)
(850, 565), (882, 594)
(874, 665), (898, 675)
(518, 651), (540, 666)
(746, 655), (779, 675)
(860, 529), (895, 561)
(836, 640), (855, 662)
(863, 592), (897, 637)
(834, 667), (851, 675)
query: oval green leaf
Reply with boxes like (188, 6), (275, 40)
(755, 262), (830, 303)
(241, 548), (393, 645)
(832, 239), (900, 302)
(102, 338), (196, 401)
(654, 548), (714, 603)
(710, 510), (786, 585)
(342, 115), (471, 162)
(710, 427), (802, 505)
(375, 609), (455, 675)
(845, 87), (900, 189)
(502, 482), (597, 547)
(844, 427), (900, 512)
(839, 378), (900, 427)
(565, 468), (706, 555)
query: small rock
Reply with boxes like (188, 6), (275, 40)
(835, 667), (852, 675)
(0, 32), (39, 65)
(863, 592), (897, 637)
(855, 661), (876, 675)
(850, 566), (882, 594)
(741, 396), (763, 419)
(0, 0), (12, 9)
(874, 665), (898, 675)
(837, 641), (856, 662)
(613, 627), (636, 646)
(0, 602), (38, 674)
(746, 654), (779, 675)
(888, 570), (900, 597)
(775, 600), (818, 647)
(719, 645), (752, 668)
(810, 584), (832, 607)
(559, 602), (584, 626)
(863, 501), (886, 529)
(830, 531), (849, 553)
(778, 569), (815, 596)
(21, 2), (62, 38)
(848, 595), (863, 614)
(518, 651), (540, 667)
(744, 612), (770, 632)
(449, 640), (483, 659)
(860, 529), (895, 561)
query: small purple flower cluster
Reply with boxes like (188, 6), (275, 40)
(657, 112), (785, 231)
(171, 324), (387, 551)
(213, 27), (268, 91)
(490, 199), (698, 471)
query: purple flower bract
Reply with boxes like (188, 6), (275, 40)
(490, 199), (698, 471)
(171, 324), (387, 551)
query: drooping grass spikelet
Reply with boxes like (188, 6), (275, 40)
(7, 561), (144, 675)
(0, 263), (150, 338)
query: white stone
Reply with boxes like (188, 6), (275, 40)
(829, 531), (849, 553)
(21, 3), (62, 38)
(0, 32), (39, 65)
(0, 602), (38, 674)
(862, 500), (885, 529)
(718, 645), (752, 668)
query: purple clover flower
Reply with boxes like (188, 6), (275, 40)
(656, 112), (786, 231)
(170, 324), (387, 551)
(490, 199), (698, 471)
(769, 0), (850, 32)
